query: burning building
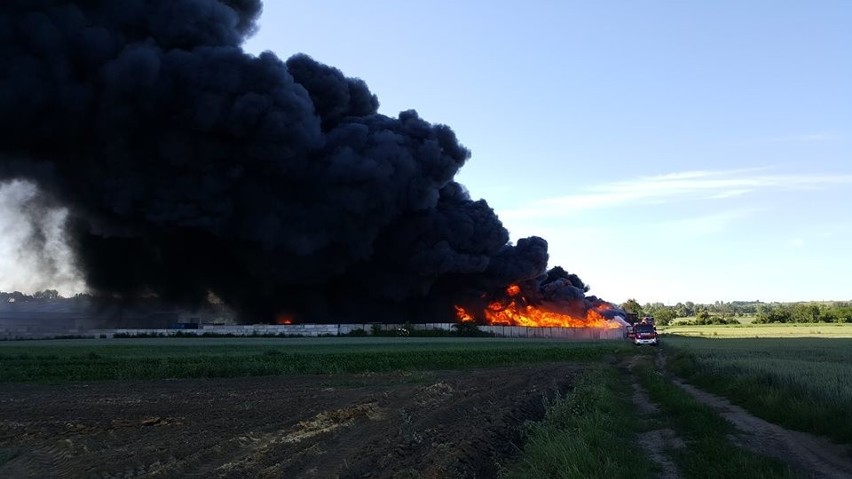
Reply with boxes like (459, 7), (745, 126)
(453, 267), (627, 329)
(0, 0), (623, 329)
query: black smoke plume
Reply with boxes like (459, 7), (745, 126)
(0, 0), (606, 323)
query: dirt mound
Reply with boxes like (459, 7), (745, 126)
(0, 363), (582, 478)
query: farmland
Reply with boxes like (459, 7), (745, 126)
(0, 337), (631, 382)
(0, 336), (640, 478)
(660, 322), (852, 338)
(2, 334), (848, 477)
(662, 333), (852, 444)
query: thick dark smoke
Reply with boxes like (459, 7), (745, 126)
(0, 0), (605, 323)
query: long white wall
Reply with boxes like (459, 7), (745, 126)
(102, 323), (625, 340)
(2, 322), (626, 340)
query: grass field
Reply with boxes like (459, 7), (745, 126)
(508, 365), (657, 479)
(663, 335), (852, 444)
(0, 337), (632, 383)
(660, 322), (852, 338)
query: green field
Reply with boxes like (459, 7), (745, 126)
(663, 335), (852, 444)
(660, 322), (852, 338)
(0, 337), (631, 383)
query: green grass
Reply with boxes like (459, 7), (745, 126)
(664, 336), (852, 444)
(506, 365), (655, 479)
(660, 323), (852, 338)
(634, 359), (797, 478)
(0, 337), (632, 383)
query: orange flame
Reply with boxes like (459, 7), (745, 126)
(455, 284), (620, 329)
(454, 305), (474, 322)
(275, 314), (294, 325)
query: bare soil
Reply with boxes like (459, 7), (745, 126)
(0, 363), (583, 479)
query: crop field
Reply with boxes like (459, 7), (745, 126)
(663, 335), (852, 444)
(4, 335), (844, 477)
(0, 336), (640, 477)
(660, 322), (852, 338)
(0, 336), (631, 383)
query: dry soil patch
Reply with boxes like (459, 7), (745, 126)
(0, 363), (582, 478)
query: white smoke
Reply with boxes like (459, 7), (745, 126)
(0, 180), (85, 295)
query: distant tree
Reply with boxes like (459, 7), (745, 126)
(819, 307), (841, 323)
(790, 303), (820, 323)
(719, 302), (735, 316)
(651, 307), (676, 326)
(755, 304), (792, 323)
(33, 289), (61, 300)
(621, 299), (644, 317)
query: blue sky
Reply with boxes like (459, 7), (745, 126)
(242, 1), (851, 304)
(1, 1), (849, 305)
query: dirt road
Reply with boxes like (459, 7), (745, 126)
(673, 378), (852, 479)
(628, 351), (852, 478)
(653, 350), (852, 479)
(625, 355), (684, 479)
(0, 363), (582, 479)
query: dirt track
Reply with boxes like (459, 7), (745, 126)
(625, 355), (684, 479)
(628, 351), (852, 479)
(0, 363), (582, 478)
(653, 351), (852, 479)
(673, 379), (852, 479)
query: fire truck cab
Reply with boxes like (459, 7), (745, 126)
(632, 320), (658, 346)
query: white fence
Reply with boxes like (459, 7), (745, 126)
(1, 322), (626, 340)
(100, 323), (625, 340)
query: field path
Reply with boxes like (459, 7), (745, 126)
(661, 353), (852, 479)
(625, 355), (684, 479)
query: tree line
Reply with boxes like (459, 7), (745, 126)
(620, 299), (852, 325)
(1, 289), (71, 302)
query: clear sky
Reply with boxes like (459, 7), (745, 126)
(2, 1), (850, 305)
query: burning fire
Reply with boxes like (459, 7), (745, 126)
(455, 284), (620, 329)
(275, 314), (294, 325)
(454, 305), (474, 322)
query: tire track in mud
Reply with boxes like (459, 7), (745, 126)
(659, 351), (852, 479)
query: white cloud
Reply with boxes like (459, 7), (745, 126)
(500, 168), (852, 220)
(658, 209), (758, 237)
